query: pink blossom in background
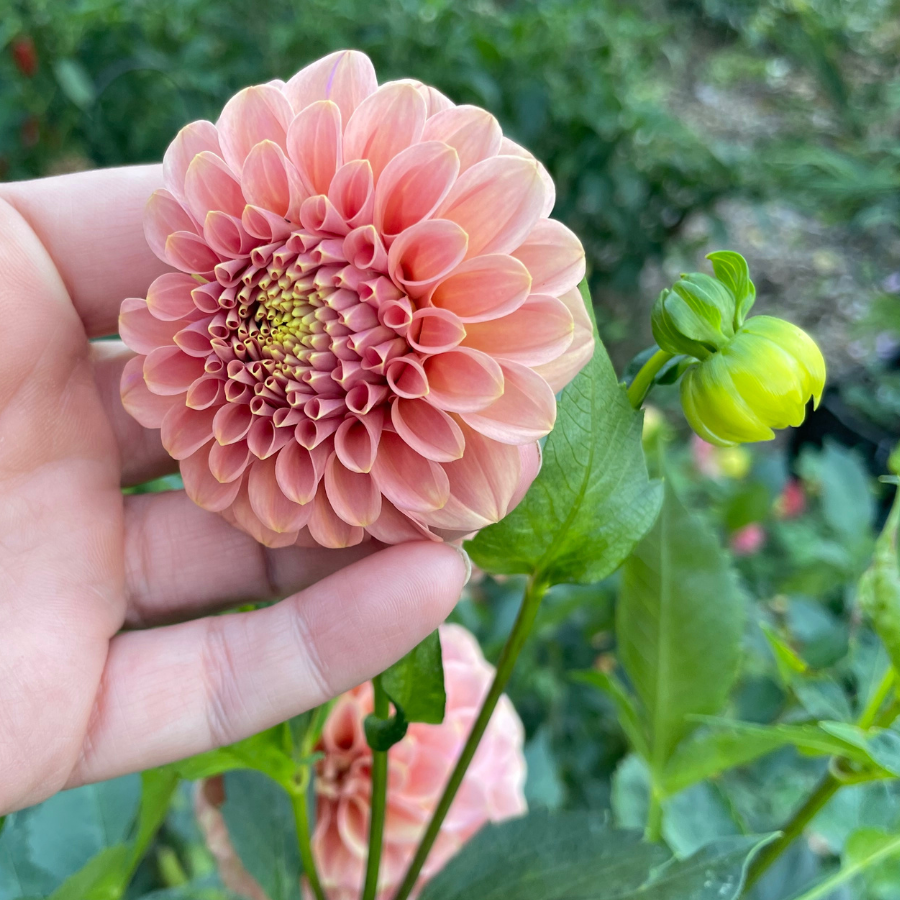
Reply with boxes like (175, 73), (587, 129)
(774, 478), (806, 519)
(120, 49), (593, 549)
(196, 624), (527, 900)
(730, 522), (766, 556)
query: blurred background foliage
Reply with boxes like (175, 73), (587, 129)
(3, 1), (900, 898)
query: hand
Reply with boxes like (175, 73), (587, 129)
(0, 167), (468, 815)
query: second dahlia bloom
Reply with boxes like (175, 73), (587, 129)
(120, 50), (592, 548)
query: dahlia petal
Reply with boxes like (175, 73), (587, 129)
(213, 401), (254, 444)
(246, 417), (293, 459)
(334, 412), (383, 474)
(241, 140), (305, 220)
(143, 346), (206, 395)
(365, 498), (438, 543)
(391, 397), (465, 463)
(229, 479), (300, 549)
(343, 82), (427, 182)
(419, 423), (521, 531)
(342, 225), (387, 272)
(184, 151), (246, 224)
(461, 360), (557, 443)
(185, 374), (225, 410)
(165, 231), (221, 276)
(387, 219), (469, 299)
(241, 204), (293, 242)
(372, 432), (450, 514)
(532, 284), (595, 392)
(119, 298), (181, 354)
(373, 141), (460, 240)
(407, 308), (466, 355)
(203, 211), (255, 259)
(509, 441), (542, 512)
(162, 119), (221, 201)
(463, 293), (574, 365)
(511, 218), (585, 296)
(421, 106), (502, 172)
(499, 136), (555, 216)
(146, 272), (200, 321)
(300, 195), (350, 236)
(181, 441), (242, 512)
(209, 438), (252, 483)
(385, 355), (429, 399)
(308, 482), (366, 548)
(144, 189), (197, 262)
(387, 78), (455, 117)
(435, 155), (547, 257)
(428, 254), (531, 322)
(325, 454), (382, 527)
(287, 100), (343, 197)
(328, 159), (375, 228)
(120, 355), (178, 428)
(248, 457), (313, 533)
(160, 403), (217, 460)
(275, 440), (327, 504)
(284, 50), (378, 123)
(422, 347), (504, 413)
(295, 415), (341, 450)
(216, 83), (293, 174)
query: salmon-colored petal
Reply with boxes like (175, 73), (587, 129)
(184, 151), (245, 222)
(325, 454), (382, 527)
(428, 254), (531, 323)
(511, 218), (585, 295)
(387, 219), (468, 300)
(241, 204), (293, 242)
(373, 141), (460, 241)
(372, 432), (450, 513)
(146, 272), (199, 321)
(161, 403), (217, 460)
(463, 293), (574, 365)
(209, 438), (252, 483)
(343, 83), (427, 182)
(509, 441), (541, 513)
(213, 401), (254, 445)
(248, 456), (313, 532)
(181, 441), (242, 512)
(241, 140), (305, 220)
(307, 482), (366, 548)
(342, 225), (387, 272)
(201, 211), (253, 259)
(328, 159), (374, 229)
(185, 374), (225, 409)
(435, 155), (547, 257)
(388, 78), (455, 118)
(144, 189), (197, 262)
(461, 360), (556, 443)
(407, 308), (466, 355)
(422, 348), (504, 413)
(391, 397), (465, 463)
(284, 50), (377, 122)
(333, 412), (383, 473)
(216, 83), (293, 174)
(365, 499), (438, 544)
(532, 285), (595, 392)
(143, 346), (206, 395)
(421, 106), (502, 172)
(275, 440), (327, 504)
(246, 417), (293, 459)
(120, 355), (179, 428)
(299, 194), (350, 236)
(229, 479), (300, 549)
(163, 119), (221, 200)
(500, 136), (555, 216)
(287, 100), (343, 197)
(119, 298), (181, 354)
(384, 355), (429, 399)
(165, 231), (221, 276)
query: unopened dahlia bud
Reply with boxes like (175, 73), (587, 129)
(120, 49), (593, 549)
(680, 315), (825, 447)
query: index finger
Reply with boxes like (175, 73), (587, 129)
(0, 165), (168, 337)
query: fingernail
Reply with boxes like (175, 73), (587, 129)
(452, 543), (472, 586)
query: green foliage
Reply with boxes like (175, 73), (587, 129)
(381, 630), (446, 726)
(468, 282), (662, 585)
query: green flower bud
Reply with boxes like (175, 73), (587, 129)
(680, 315), (826, 447)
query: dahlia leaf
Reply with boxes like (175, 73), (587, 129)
(467, 279), (662, 586)
(382, 629), (446, 725)
(364, 707), (408, 752)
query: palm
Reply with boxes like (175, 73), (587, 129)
(0, 166), (466, 814)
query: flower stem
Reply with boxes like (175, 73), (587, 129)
(362, 676), (390, 900)
(743, 773), (841, 893)
(858, 667), (895, 729)
(626, 350), (675, 409)
(392, 574), (549, 900)
(289, 711), (327, 900)
(645, 787), (663, 842)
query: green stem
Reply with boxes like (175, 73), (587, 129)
(858, 667), (895, 729)
(362, 676), (390, 900)
(787, 832), (900, 900)
(392, 574), (549, 900)
(626, 350), (674, 409)
(290, 775), (326, 900)
(646, 788), (663, 842)
(743, 773), (841, 892)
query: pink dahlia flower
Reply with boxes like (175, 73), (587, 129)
(120, 50), (592, 548)
(196, 624), (527, 900)
(730, 522), (766, 556)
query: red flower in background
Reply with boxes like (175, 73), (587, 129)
(11, 36), (38, 78)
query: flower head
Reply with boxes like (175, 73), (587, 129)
(730, 522), (766, 556)
(120, 50), (592, 548)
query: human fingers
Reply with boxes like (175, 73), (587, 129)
(67, 541), (468, 785)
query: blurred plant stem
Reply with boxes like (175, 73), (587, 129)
(627, 350), (674, 409)
(363, 676), (390, 900)
(289, 713), (326, 900)
(392, 573), (549, 900)
(646, 788), (664, 842)
(859, 668), (895, 729)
